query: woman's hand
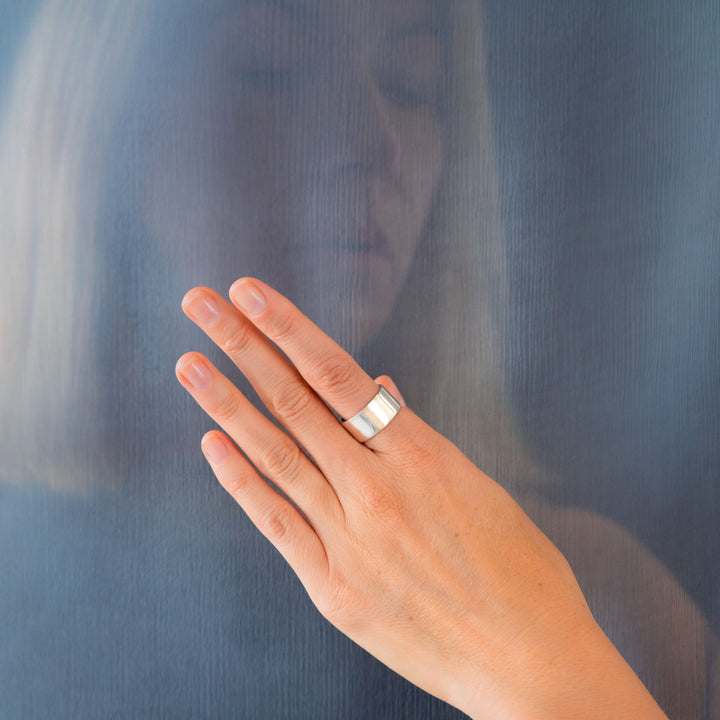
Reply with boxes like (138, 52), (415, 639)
(176, 278), (668, 720)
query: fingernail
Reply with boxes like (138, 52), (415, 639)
(202, 434), (229, 464)
(183, 291), (220, 325)
(177, 356), (213, 390)
(230, 280), (266, 317)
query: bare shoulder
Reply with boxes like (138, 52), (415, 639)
(520, 496), (718, 720)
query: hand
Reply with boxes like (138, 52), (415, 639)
(176, 279), (668, 720)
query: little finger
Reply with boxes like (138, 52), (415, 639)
(200, 430), (330, 597)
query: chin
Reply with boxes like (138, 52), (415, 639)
(255, 250), (398, 347)
(291, 282), (396, 353)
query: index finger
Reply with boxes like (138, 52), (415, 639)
(228, 278), (398, 436)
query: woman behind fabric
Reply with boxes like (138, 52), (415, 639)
(0, 0), (525, 491)
(0, 1), (716, 718)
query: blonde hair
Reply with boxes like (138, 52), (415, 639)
(0, 1), (149, 491)
(0, 0), (549, 494)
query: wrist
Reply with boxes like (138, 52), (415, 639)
(448, 619), (669, 720)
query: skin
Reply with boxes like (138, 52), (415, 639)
(145, 0), (444, 345)
(175, 278), (694, 720)
(526, 499), (717, 720)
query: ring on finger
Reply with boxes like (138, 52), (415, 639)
(341, 384), (401, 443)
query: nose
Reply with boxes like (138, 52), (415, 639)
(321, 69), (400, 182)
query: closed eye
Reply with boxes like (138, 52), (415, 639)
(235, 66), (303, 94)
(378, 79), (439, 110)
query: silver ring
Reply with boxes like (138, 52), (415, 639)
(342, 385), (401, 442)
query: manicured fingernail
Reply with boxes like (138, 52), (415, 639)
(182, 291), (220, 325)
(177, 356), (213, 390)
(230, 280), (266, 317)
(202, 434), (229, 464)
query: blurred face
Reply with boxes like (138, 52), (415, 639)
(146, 0), (445, 346)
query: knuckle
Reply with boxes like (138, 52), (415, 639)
(227, 469), (252, 500)
(211, 389), (244, 424)
(400, 436), (442, 475)
(317, 573), (361, 627)
(385, 416), (444, 475)
(270, 379), (316, 425)
(261, 505), (294, 544)
(265, 309), (298, 344)
(356, 480), (404, 523)
(260, 438), (303, 484)
(312, 352), (356, 394)
(217, 320), (254, 360)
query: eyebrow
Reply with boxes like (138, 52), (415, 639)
(219, 3), (442, 48)
(233, 3), (441, 38)
(233, 0), (321, 25)
(386, 19), (443, 42)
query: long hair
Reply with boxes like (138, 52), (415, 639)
(0, 1), (150, 492)
(0, 0), (547, 494)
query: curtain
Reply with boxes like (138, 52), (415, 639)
(1, 2), (717, 717)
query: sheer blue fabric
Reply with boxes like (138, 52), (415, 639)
(1, 2), (718, 717)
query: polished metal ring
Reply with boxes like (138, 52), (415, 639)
(341, 385), (401, 442)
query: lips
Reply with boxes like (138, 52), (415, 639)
(291, 226), (393, 262)
(347, 226), (393, 260)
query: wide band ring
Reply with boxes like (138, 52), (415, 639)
(341, 385), (401, 442)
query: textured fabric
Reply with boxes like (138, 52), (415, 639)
(1, 2), (718, 717)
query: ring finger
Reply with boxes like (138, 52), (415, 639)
(175, 351), (342, 535)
